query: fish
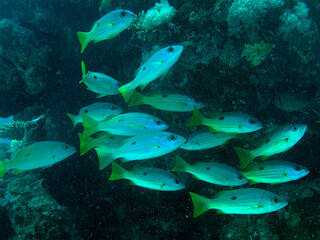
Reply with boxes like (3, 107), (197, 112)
(0, 141), (76, 176)
(82, 112), (168, 136)
(67, 102), (123, 128)
(189, 188), (288, 217)
(273, 93), (320, 117)
(234, 124), (307, 168)
(180, 132), (238, 150)
(78, 132), (128, 156)
(188, 108), (263, 133)
(118, 45), (184, 103)
(128, 91), (204, 112)
(109, 162), (185, 191)
(241, 160), (309, 184)
(80, 61), (121, 98)
(95, 131), (186, 170)
(77, 9), (135, 53)
(171, 155), (247, 186)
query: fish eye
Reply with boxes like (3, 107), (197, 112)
(109, 136), (115, 140)
(294, 166), (302, 171)
(265, 139), (270, 143)
(174, 180), (180, 184)
(205, 167), (211, 170)
(272, 196), (280, 204)
(120, 10), (127, 18)
(291, 126), (298, 132)
(143, 172), (147, 176)
(218, 116), (224, 120)
(248, 119), (256, 125)
(231, 196), (237, 200)
(131, 141), (136, 145)
(93, 76), (98, 79)
(162, 94), (168, 98)
(84, 109), (89, 113)
(142, 67), (146, 71)
(259, 166), (264, 170)
(63, 145), (69, 150)
(111, 105), (117, 110)
(156, 120), (162, 126)
(168, 135), (177, 141)
(167, 46), (174, 52)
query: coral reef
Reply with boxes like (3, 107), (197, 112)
(242, 41), (275, 66)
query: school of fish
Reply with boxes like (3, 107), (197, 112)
(0, 9), (311, 219)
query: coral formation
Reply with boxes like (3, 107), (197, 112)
(242, 41), (275, 66)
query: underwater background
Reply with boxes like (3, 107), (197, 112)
(0, 0), (320, 239)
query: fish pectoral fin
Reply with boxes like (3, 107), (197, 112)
(139, 82), (149, 91)
(127, 123), (146, 129)
(153, 145), (161, 150)
(160, 183), (166, 189)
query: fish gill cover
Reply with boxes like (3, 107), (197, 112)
(0, 0), (320, 239)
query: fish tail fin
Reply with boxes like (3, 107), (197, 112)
(189, 192), (212, 218)
(188, 107), (205, 127)
(233, 147), (253, 169)
(77, 32), (90, 54)
(171, 154), (190, 172)
(109, 162), (128, 181)
(0, 161), (6, 176)
(67, 113), (77, 129)
(95, 148), (115, 170)
(118, 83), (135, 103)
(80, 61), (86, 83)
(78, 133), (96, 156)
(82, 114), (100, 136)
(128, 91), (145, 107)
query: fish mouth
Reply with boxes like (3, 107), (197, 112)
(300, 168), (310, 177)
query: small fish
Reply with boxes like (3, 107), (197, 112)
(234, 124), (307, 168)
(109, 162), (185, 191)
(180, 132), (238, 150)
(0, 141), (76, 176)
(80, 61), (121, 98)
(171, 155), (247, 186)
(128, 91), (204, 112)
(67, 102), (122, 128)
(82, 112), (168, 136)
(241, 160), (309, 184)
(118, 46), (184, 103)
(189, 188), (287, 217)
(95, 132), (186, 170)
(78, 132), (128, 156)
(77, 9), (135, 53)
(188, 108), (263, 133)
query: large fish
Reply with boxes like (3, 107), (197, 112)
(188, 108), (263, 133)
(189, 188), (287, 217)
(128, 91), (204, 112)
(234, 124), (307, 168)
(172, 155), (247, 186)
(67, 102), (122, 128)
(82, 112), (168, 136)
(109, 162), (185, 191)
(80, 61), (121, 98)
(0, 141), (76, 176)
(118, 46), (183, 103)
(180, 132), (238, 150)
(95, 131), (185, 170)
(241, 160), (309, 184)
(77, 9), (135, 53)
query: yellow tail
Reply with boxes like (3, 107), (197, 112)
(171, 155), (190, 172)
(109, 162), (128, 181)
(0, 161), (7, 176)
(77, 31), (90, 54)
(118, 83), (136, 103)
(189, 192), (212, 218)
(95, 148), (115, 170)
(78, 133), (97, 156)
(128, 91), (145, 107)
(67, 113), (77, 129)
(188, 107), (205, 127)
(82, 114), (100, 136)
(233, 147), (254, 169)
